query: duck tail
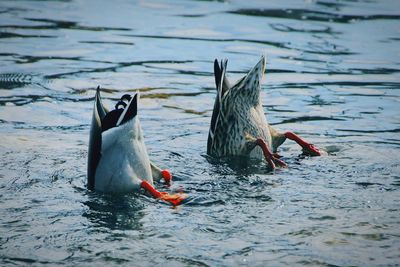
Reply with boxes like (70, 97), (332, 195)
(208, 59), (229, 155)
(214, 59), (229, 98)
(88, 86), (106, 190)
(214, 59), (223, 89)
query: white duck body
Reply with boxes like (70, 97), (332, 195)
(94, 116), (153, 192)
(87, 88), (164, 193)
(87, 88), (187, 205)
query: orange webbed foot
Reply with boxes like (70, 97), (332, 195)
(271, 155), (287, 168)
(302, 143), (321, 156)
(141, 180), (187, 206)
(161, 169), (172, 186)
(255, 138), (287, 169)
(284, 132), (321, 157)
(159, 192), (188, 206)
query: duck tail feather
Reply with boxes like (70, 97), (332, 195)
(208, 59), (228, 155)
(88, 86), (104, 190)
(117, 93), (138, 126)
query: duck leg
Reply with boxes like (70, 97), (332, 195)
(284, 132), (321, 156)
(246, 134), (287, 169)
(141, 180), (187, 206)
(255, 138), (287, 169)
(150, 162), (172, 185)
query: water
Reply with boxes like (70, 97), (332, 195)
(1, 0), (399, 266)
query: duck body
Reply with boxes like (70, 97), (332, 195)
(87, 88), (185, 205)
(88, 89), (149, 192)
(94, 115), (152, 192)
(207, 55), (320, 168)
(210, 89), (274, 159)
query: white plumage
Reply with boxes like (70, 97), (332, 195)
(95, 116), (153, 192)
(87, 88), (186, 206)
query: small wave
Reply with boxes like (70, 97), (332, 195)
(24, 18), (132, 32)
(0, 32), (55, 39)
(337, 128), (400, 134)
(272, 116), (344, 125)
(228, 8), (400, 23)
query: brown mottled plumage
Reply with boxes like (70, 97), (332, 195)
(207, 55), (321, 169)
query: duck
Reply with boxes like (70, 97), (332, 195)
(207, 55), (321, 169)
(87, 87), (186, 206)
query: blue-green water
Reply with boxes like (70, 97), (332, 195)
(1, 0), (399, 266)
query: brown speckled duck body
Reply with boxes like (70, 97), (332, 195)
(207, 55), (320, 169)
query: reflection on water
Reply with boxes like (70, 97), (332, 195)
(1, 0), (399, 266)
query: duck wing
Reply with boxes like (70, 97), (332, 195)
(87, 87), (107, 190)
(207, 59), (229, 155)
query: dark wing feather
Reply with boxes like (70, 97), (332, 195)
(118, 93), (138, 126)
(214, 59), (222, 89)
(207, 59), (228, 154)
(95, 86), (108, 120)
(87, 87), (105, 190)
(102, 109), (123, 132)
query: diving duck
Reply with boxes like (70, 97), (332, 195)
(87, 87), (186, 206)
(207, 55), (321, 168)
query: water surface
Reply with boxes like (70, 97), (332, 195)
(1, 0), (400, 266)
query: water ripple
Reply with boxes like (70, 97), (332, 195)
(229, 8), (400, 23)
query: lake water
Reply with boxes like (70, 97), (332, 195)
(1, 0), (399, 266)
